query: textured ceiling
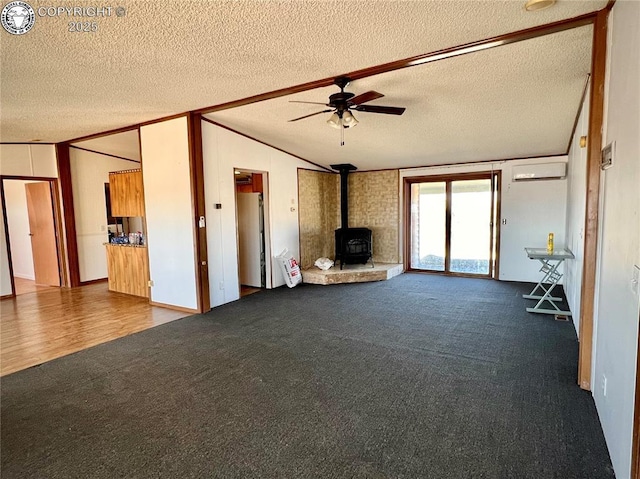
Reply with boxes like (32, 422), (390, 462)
(206, 25), (593, 170)
(1, 0), (605, 152)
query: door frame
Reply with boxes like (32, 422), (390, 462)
(1, 175), (67, 297)
(633, 310), (640, 479)
(236, 191), (265, 288)
(403, 170), (501, 279)
(233, 169), (272, 296)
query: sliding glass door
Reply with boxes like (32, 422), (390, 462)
(406, 173), (500, 278)
(450, 179), (492, 275)
(409, 181), (446, 271)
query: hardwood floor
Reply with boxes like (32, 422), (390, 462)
(0, 283), (188, 376)
(13, 277), (56, 295)
(240, 285), (261, 297)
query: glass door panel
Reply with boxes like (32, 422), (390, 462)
(449, 179), (492, 275)
(410, 182), (446, 271)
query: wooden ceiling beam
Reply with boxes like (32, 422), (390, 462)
(196, 11), (597, 116)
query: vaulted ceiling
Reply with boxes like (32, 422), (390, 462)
(1, 0), (606, 170)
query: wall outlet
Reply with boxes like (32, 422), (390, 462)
(219, 281), (224, 290)
(601, 374), (607, 397)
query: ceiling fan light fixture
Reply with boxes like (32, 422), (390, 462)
(327, 112), (342, 129)
(341, 110), (358, 128)
(524, 0), (555, 11)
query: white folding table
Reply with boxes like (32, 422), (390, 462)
(524, 247), (574, 316)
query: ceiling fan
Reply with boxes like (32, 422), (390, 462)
(288, 77), (406, 135)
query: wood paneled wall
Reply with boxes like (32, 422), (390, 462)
(298, 170), (339, 269)
(298, 169), (400, 269)
(348, 170), (400, 264)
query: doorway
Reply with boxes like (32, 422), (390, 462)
(404, 172), (500, 278)
(1, 177), (64, 296)
(235, 170), (270, 297)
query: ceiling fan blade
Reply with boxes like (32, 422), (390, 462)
(289, 101), (330, 106)
(348, 91), (384, 105)
(288, 109), (333, 122)
(353, 105), (406, 115)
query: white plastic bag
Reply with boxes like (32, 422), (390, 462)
(276, 249), (302, 288)
(314, 257), (334, 271)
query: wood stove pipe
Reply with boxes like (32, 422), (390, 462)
(330, 163), (357, 229)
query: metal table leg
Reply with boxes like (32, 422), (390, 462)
(522, 258), (563, 301)
(524, 258), (572, 316)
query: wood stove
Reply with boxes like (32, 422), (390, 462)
(335, 227), (373, 269)
(331, 163), (374, 269)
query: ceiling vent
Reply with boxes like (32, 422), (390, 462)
(512, 162), (567, 181)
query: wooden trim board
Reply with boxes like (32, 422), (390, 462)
(69, 145), (140, 164)
(55, 13), (596, 170)
(1, 175), (67, 293)
(56, 143), (81, 287)
(577, 8), (609, 391)
(148, 301), (198, 315)
(566, 74), (592, 154)
(79, 278), (108, 286)
(0, 180), (16, 297)
(187, 113), (210, 313)
(195, 13), (596, 116)
(402, 171), (500, 279)
(201, 117), (332, 172)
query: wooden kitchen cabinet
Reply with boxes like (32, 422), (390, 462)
(105, 244), (149, 298)
(109, 169), (145, 217)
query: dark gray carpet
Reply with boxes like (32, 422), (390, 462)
(1, 274), (614, 479)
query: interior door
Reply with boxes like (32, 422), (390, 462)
(25, 182), (60, 286)
(237, 192), (263, 288)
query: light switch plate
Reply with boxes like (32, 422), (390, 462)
(632, 265), (640, 295)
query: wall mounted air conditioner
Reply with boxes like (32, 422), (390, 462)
(512, 162), (567, 181)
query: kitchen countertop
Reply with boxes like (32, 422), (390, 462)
(104, 243), (147, 248)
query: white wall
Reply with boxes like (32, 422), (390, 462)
(499, 160), (568, 282)
(201, 121), (323, 307)
(0, 144), (58, 295)
(400, 156), (568, 283)
(564, 86), (591, 336)
(592, 3), (640, 478)
(0, 144), (58, 177)
(4, 180), (36, 280)
(70, 148), (140, 282)
(140, 117), (198, 311)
